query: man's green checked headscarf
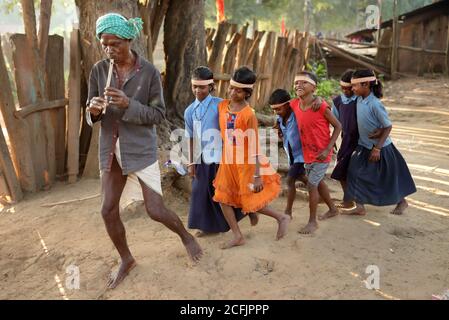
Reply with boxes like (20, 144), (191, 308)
(96, 13), (143, 40)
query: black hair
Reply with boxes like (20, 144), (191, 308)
(269, 89), (291, 105)
(352, 69), (383, 98)
(232, 66), (256, 98)
(192, 66), (215, 92)
(298, 71), (319, 85)
(341, 69), (354, 83)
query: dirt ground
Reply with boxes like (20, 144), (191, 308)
(0, 76), (448, 300)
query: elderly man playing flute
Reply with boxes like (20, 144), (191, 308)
(86, 13), (202, 289)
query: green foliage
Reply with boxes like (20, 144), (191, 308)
(205, 0), (437, 34)
(306, 61), (340, 100)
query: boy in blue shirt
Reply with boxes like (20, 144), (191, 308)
(269, 89), (308, 218)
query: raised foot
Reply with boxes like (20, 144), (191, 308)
(107, 258), (137, 289)
(391, 199), (408, 215)
(183, 235), (203, 262)
(276, 214), (291, 240)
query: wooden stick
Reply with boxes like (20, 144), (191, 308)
(67, 28), (81, 184)
(14, 98), (68, 118)
(41, 194), (101, 207)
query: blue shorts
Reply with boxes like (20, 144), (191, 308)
(304, 162), (329, 187)
(288, 163), (306, 179)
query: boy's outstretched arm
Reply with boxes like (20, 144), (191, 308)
(317, 108), (342, 161)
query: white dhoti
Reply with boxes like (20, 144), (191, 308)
(104, 138), (163, 210)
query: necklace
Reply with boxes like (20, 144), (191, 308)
(193, 97), (212, 122)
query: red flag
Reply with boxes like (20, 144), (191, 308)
(216, 0), (225, 23)
(281, 18), (286, 37)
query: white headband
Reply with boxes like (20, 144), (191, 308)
(340, 81), (352, 87)
(230, 79), (254, 89)
(270, 101), (291, 108)
(294, 75), (316, 86)
(191, 79), (214, 86)
(351, 76), (377, 84)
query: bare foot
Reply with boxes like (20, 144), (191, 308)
(318, 209), (339, 220)
(220, 235), (245, 249)
(183, 235), (203, 262)
(195, 230), (218, 238)
(276, 214), (291, 240)
(299, 221), (318, 234)
(107, 258), (137, 289)
(391, 199), (408, 215)
(341, 204), (366, 216)
(249, 213), (259, 226)
(335, 201), (356, 209)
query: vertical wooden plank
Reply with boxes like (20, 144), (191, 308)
(246, 31), (265, 68)
(46, 35), (66, 179)
(67, 29), (81, 184)
(418, 22), (425, 76)
(219, 32), (241, 98)
(256, 32), (275, 109)
(0, 37), (36, 192)
(272, 37), (288, 90)
(0, 122), (22, 202)
(445, 16), (449, 76)
(11, 34), (49, 190)
(208, 22), (230, 74)
(235, 24), (249, 68)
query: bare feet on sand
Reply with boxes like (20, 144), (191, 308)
(340, 204), (366, 216)
(220, 235), (245, 249)
(318, 208), (339, 220)
(299, 221), (318, 234)
(183, 235), (203, 262)
(107, 258), (137, 289)
(284, 210), (293, 219)
(249, 213), (259, 226)
(391, 199), (408, 215)
(195, 230), (218, 238)
(276, 215), (291, 240)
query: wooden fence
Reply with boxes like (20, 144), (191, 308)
(0, 30), (81, 202)
(206, 22), (312, 110)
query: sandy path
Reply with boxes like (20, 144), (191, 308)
(0, 77), (448, 300)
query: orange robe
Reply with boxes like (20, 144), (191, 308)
(213, 100), (281, 213)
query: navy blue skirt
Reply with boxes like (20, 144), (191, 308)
(344, 144), (416, 206)
(188, 162), (244, 233)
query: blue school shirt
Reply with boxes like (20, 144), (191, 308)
(356, 92), (392, 149)
(331, 94), (357, 119)
(184, 95), (222, 164)
(277, 112), (304, 164)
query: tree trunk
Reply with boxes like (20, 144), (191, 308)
(163, 0), (206, 123)
(75, 0), (149, 178)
